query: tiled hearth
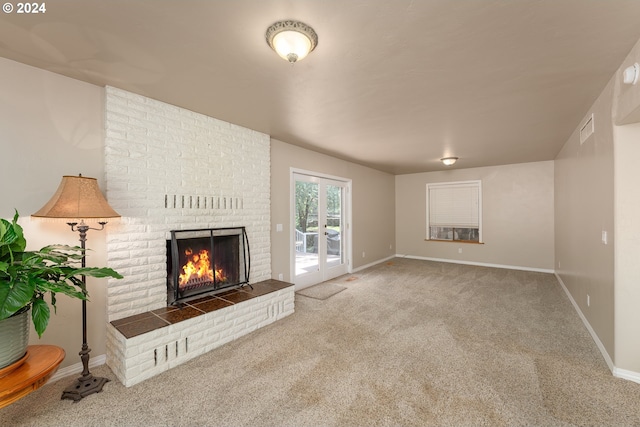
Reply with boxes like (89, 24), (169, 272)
(111, 281), (292, 338)
(107, 280), (294, 387)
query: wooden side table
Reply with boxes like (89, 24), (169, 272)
(0, 345), (65, 409)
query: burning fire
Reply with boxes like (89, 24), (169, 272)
(179, 248), (226, 287)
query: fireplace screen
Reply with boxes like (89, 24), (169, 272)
(167, 227), (250, 305)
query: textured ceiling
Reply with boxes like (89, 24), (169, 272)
(1, 0), (640, 174)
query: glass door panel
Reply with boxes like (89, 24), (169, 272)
(294, 178), (319, 278)
(293, 173), (349, 288)
(324, 183), (346, 279)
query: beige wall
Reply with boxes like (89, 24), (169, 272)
(612, 35), (640, 375)
(270, 139), (396, 282)
(555, 78), (616, 362)
(613, 123), (640, 373)
(556, 35), (640, 377)
(395, 161), (554, 271)
(0, 57), (107, 369)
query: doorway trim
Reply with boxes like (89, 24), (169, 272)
(290, 167), (353, 289)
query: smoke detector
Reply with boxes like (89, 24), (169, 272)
(623, 63), (639, 85)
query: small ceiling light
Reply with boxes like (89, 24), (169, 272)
(266, 20), (318, 63)
(441, 157), (458, 166)
(623, 63), (639, 85)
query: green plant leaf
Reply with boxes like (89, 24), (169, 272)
(31, 298), (50, 338)
(0, 219), (18, 246)
(0, 279), (36, 320)
(0, 210), (122, 336)
(36, 279), (86, 300)
(0, 219), (7, 242)
(74, 267), (123, 279)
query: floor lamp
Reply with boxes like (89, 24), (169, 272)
(32, 174), (120, 401)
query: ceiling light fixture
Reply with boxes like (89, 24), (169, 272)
(266, 20), (318, 63)
(441, 157), (458, 166)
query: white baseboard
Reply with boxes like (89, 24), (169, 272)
(351, 255), (396, 273)
(48, 354), (106, 384)
(613, 367), (640, 384)
(555, 273), (640, 385)
(398, 254), (555, 274)
(554, 273), (615, 371)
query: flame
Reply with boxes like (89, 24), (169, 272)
(215, 268), (227, 282)
(179, 248), (214, 286)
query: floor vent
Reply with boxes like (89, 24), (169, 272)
(580, 114), (594, 144)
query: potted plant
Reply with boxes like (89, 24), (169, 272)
(0, 211), (122, 368)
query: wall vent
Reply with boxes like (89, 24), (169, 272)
(580, 114), (594, 144)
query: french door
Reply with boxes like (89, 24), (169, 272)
(292, 171), (350, 289)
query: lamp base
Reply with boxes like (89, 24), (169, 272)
(61, 374), (109, 401)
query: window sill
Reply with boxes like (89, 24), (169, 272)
(424, 239), (484, 244)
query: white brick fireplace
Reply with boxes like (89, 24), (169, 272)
(103, 87), (293, 386)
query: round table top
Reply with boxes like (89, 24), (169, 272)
(0, 345), (65, 408)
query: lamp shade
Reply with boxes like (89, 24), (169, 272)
(32, 175), (120, 219)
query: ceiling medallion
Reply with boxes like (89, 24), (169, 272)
(266, 20), (318, 63)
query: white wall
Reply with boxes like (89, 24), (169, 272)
(396, 161), (555, 271)
(0, 57), (108, 369)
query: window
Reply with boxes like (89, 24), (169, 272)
(426, 180), (482, 243)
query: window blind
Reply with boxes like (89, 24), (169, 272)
(428, 182), (479, 228)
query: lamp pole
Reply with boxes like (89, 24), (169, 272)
(61, 220), (110, 401)
(32, 174), (120, 401)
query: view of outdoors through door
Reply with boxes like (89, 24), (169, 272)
(294, 173), (348, 288)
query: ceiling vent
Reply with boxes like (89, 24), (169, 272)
(580, 114), (594, 144)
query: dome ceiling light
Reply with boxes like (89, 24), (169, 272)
(266, 20), (318, 63)
(441, 157), (458, 166)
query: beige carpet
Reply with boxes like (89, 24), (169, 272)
(296, 283), (347, 300)
(2, 258), (640, 426)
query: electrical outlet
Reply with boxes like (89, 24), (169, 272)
(587, 294), (590, 307)
(458, 248), (462, 254)
(278, 273), (283, 281)
(389, 244), (392, 250)
(602, 230), (608, 245)
(362, 251), (366, 258)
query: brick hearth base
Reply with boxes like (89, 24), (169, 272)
(106, 280), (294, 387)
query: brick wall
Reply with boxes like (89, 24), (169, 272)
(104, 86), (271, 321)
(103, 87), (283, 386)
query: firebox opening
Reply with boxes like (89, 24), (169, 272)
(167, 227), (250, 306)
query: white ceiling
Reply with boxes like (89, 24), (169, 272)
(1, 0), (640, 174)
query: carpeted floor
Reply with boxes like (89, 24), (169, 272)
(2, 257), (640, 426)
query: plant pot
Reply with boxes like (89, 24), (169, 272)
(0, 306), (30, 369)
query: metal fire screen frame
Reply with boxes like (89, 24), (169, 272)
(167, 226), (251, 306)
